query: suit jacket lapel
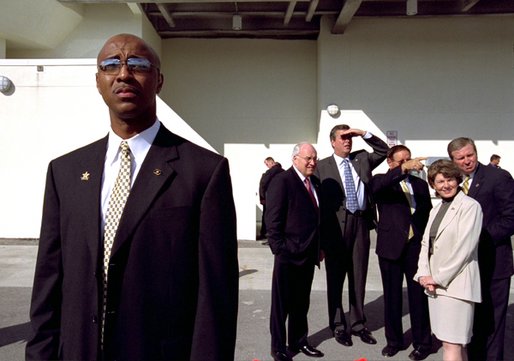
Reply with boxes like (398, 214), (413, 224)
(435, 191), (465, 239)
(78, 137), (108, 265)
(350, 153), (362, 175)
(110, 126), (179, 256)
(328, 156), (345, 191)
(468, 163), (484, 198)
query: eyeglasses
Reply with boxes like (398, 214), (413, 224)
(98, 58), (157, 75)
(296, 155), (318, 163)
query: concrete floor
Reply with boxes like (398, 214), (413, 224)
(1, 240), (513, 361)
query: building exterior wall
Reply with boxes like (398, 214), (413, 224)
(1, 4), (513, 239)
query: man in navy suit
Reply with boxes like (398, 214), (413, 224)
(266, 142), (324, 361)
(371, 145), (432, 360)
(316, 124), (388, 347)
(26, 34), (239, 361)
(448, 137), (514, 361)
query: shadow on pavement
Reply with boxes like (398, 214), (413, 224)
(0, 322), (30, 347)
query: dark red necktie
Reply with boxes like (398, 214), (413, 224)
(304, 178), (318, 208)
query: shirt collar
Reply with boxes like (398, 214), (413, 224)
(333, 153), (349, 166)
(293, 165), (307, 182)
(106, 119), (160, 166)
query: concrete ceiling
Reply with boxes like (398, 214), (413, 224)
(58, 0), (514, 40)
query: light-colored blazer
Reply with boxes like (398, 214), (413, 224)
(415, 190), (483, 302)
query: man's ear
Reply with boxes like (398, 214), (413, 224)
(156, 73), (164, 94)
(95, 72), (100, 93)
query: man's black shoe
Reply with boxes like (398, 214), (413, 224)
(270, 350), (292, 361)
(408, 346), (431, 361)
(351, 328), (377, 345)
(382, 345), (402, 357)
(334, 329), (353, 347)
(288, 344), (324, 358)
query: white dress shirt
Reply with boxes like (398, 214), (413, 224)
(100, 120), (161, 227)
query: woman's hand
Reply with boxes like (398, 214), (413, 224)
(418, 275), (437, 290)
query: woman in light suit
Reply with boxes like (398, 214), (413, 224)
(415, 159), (483, 361)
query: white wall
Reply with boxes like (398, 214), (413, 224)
(1, 9), (514, 240)
(160, 38), (318, 153)
(0, 60), (212, 238)
(317, 15), (514, 163)
(7, 4), (159, 59)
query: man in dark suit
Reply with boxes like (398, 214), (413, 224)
(258, 157), (284, 240)
(26, 33), (239, 361)
(266, 142), (324, 361)
(315, 124), (388, 347)
(488, 154), (501, 168)
(371, 145), (432, 360)
(448, 137), (514, 361)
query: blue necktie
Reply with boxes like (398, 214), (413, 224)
(342, 158), (358, 213)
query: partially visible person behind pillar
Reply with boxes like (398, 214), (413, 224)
(447, 137), (514, 361)
(315, 124), (388, 347)
(371, 145), (432, 361)
(415, 159), (483, 361)
(488, 154), (501, 168)
(266, 142), (324, 361)
(26, 33), (239, 361)
(258, 157), (284, 241)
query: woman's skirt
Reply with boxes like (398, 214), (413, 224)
(428, 293), (475, 345)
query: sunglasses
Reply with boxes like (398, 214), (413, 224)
(98, 58), (157, 75)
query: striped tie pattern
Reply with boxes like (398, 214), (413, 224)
(462, 175), (470, 195)
(342, 158), (358, 213)
(400, 180), (415, 239)
(101, 141), (132, 344)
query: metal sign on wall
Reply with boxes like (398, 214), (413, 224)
(386, 130), (398, 147)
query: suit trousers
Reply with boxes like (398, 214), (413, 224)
(270, 255), (315, 352)
(468, 276), (511, 361)
(378, 243), (431, 349)
(325, 212), (369, 332)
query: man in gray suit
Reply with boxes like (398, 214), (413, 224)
(315, 124), (388, 347)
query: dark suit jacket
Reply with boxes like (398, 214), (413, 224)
(315, 135), (388, 250)
(468, 162), (514, 280)
(371, 167), (432, 260)
(265, 167), (321, 266)
(26, 124), (239, 361)
(259, 163), (284, 204)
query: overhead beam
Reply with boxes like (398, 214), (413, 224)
(332, 0), (362, 34)
(156, 3), (175, 27)
(305, 0), (319, 22)
(59, 0), (311, 3)
(461, 0), (481, 12)
(284, 1), (297, 25)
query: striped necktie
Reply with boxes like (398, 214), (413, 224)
(462, 175), (470, 195)
(400, 180), (415, 239)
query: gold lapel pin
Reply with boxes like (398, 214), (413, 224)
(81, 171), (90, 181)
(153, 169), (162, 176)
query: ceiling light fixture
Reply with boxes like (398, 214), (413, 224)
(232, 15), (242, 30)
(326, 103), (340, 118)
(0, 75), (15, 96)
(232, 1), (242, 30)
(406, 0), (418, 16)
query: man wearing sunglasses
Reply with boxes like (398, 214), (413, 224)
(26, 34), (239, 361)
